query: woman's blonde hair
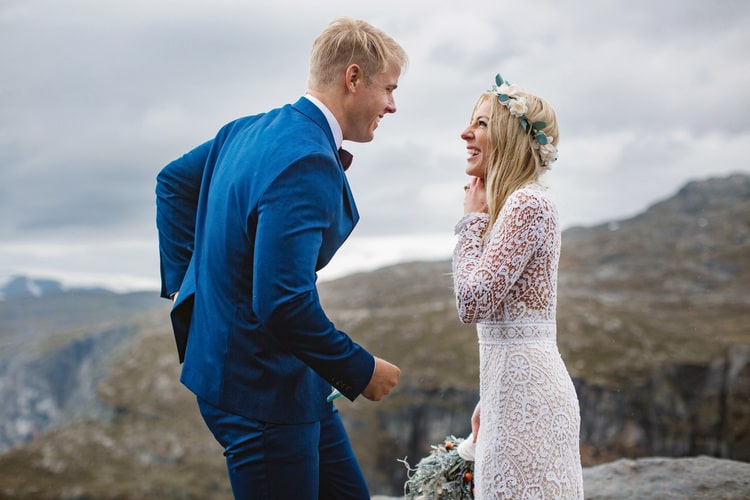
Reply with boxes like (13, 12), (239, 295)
(476, 89), (559, 234)
(308, 17), (408, 89)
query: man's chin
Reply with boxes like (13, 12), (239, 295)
(349, 134), (375, 144)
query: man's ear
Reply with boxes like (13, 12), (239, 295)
(345, 64), (362, 92)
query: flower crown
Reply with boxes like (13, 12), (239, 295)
(489, 73), (558, 168)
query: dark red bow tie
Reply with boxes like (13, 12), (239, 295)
(338, 148), (353, 171)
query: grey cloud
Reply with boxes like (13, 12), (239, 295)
(2, 0), (750, 288)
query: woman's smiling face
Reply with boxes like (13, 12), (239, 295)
(461, 97), (492, 179)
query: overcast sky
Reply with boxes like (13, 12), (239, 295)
(2, 0), (749, 291)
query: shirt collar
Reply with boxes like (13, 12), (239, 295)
(304, 94), (343, 149)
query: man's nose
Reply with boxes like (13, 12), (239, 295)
(385, 96), (396, 114)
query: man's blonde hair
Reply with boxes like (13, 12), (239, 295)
(308, 17), (408, 89)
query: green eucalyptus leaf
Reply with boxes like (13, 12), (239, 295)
(532, 121), (547, 130)
(498, 94), (510, 103)
(495, 73), (504, 87)
(519, 117), (529, 132)
(536, 133), (548, 145)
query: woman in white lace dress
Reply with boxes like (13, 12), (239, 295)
(453, 75), (584, 499)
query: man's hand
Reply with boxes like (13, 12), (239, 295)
(361, 356), (400, 401)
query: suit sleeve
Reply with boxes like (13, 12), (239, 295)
(155, 140), (212, 299)
(253, 154), (375, 400)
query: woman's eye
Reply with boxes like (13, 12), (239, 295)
(478, 120), (488, 127)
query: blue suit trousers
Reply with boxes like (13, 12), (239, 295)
(198, 398), (370, 500)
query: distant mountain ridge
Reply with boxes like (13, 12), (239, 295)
(560, 172), (750, 298)
(0, 276), (64, 300)
(0, 275), (113, 301)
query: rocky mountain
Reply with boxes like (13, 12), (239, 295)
(0, 173), (747, 498)
(556, 173), (750, 464)
(0, 286), (164, 452)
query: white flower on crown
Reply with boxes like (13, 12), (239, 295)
(530, 133), (558, 168)
(539, 143), (558, 166)
(508, 95), (528, 117)
(501, 83), (525, 99)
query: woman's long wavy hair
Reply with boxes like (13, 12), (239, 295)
(474, 89), (559, 236)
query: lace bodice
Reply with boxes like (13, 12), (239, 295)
(452, 183), (583, 499)
(453, 182), (560, 326)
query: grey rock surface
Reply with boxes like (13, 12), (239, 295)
(582, 455), (750, 500)
(373, 455), (750, 499)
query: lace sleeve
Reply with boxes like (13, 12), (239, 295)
(452, 189), (553, 323)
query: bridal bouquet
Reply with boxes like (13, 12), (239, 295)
(401, 435), (475, 499)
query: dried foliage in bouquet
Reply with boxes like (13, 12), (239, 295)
(400, 435), (475, 499)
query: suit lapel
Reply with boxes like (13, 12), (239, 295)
(291, 97), (359, 225)
(291, 97), (339, 158)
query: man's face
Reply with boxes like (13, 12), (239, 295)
(344, 62), (401, 143)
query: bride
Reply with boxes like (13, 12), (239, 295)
(452, 74), (584, 499)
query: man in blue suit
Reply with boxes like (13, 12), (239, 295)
(155, 17), (408, 500)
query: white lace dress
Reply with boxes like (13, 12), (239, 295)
(453, 183), (583, 499)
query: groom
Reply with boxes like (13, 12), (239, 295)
(155, 17), (408, 499)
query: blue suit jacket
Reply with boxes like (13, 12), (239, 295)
(155, 97), (375, 424)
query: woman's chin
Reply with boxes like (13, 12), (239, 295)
(465, 167), (485, 179)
